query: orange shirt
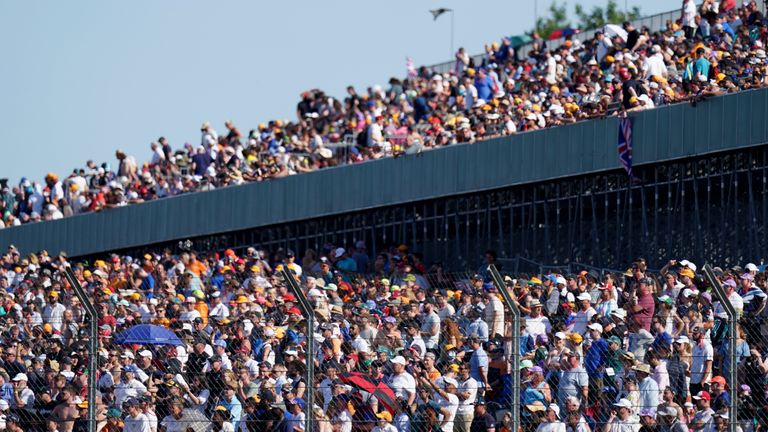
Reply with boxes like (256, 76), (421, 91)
(195, 301), (209, 325)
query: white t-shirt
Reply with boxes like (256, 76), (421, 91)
(682, 0), (697, 27)
(457, 377), (478, 414)
(389, 372), (416, 401)
(12, 388), (35, 408)
(421, 312), (441, 348)
(43, 303), (67, 331)
(372, 424), (398, 432)
(485, 296), (505, 337)
(160, 415), (189, 432)
(144, 410), (158, 432)
(643, 54), (667, 79)
(435, 392), (459, 432)
(537, 421), (567, 432)
(573, 307), (596, 335)
(691, 341), (714, 384)
(606, 417), (641, 432)
(714, 291), (744, 318)
(179, 309), (201, 322)
(524, 315), (552, 340)
(124, 413), (152, 432)
(437, 304), (456, 320)
(209, 303), (230, 319)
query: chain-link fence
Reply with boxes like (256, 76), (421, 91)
(3, 250), (766, 432)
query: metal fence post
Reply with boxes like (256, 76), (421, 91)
(279, 268), (315, 432)
(488, 264), (520, 431)
(702, 264), (737, 432)
(64, 267), (99, 432)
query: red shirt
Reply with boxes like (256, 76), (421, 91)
(634, 292), (655, 332)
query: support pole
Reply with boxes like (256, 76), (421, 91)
(279, 268), (314, 432)
(64, 267), (99, 432)
(450, 10), (455, 61)
(702, 264), (737, 432)
(488, 264), (520, 431)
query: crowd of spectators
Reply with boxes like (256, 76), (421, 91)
(2, 1), (767, 227)
(0, 240), (766, 432)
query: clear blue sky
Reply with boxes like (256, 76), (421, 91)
(0, 0), (674, 184)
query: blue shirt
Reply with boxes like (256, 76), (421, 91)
(221, 397), (243, 430)
(693, 58), (711, 79)
(585, 338), (608, 377)
(470, 347), (489, 383)
(474, 76), (494, 101)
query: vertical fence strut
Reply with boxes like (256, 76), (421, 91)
(64, 268), (99, 432)
(488, 264), (520, 431)
(279, 268), (314, 432)
(702, 264), (737, 432)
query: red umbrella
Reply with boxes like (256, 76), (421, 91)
(339, 372), (398, 413)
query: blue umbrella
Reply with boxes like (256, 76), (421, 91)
(113, 324), (183, 346)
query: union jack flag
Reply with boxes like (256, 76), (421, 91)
(618, 117), (633, 177)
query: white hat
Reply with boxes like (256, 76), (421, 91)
(391, 356), (407, 366)
(12, 373), (28, 382)
(548, 404), (561, 419)
(577, 292), (592, 302)
(442, 377), (458, 388)
(675, 336), (690, 344)
(284, 349), (298, 356)
(679, 260), (697, 272)
(682, 288), (696, 298)
(611, 309), (628, 320)
(138, 350), (153, 359)
(613, 398), (633, 409)
(554, 332), (567, 340)
(746, 263), (758, 272)
(555, 276), (567, 285)
(121, 352), (135, 360)
(334, 248), (345, 258)
(211, 291), (221, 298)
(587, 323), (603, 333)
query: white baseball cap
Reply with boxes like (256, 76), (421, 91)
(587, 323), (603, 333)
(613, 398), (633, 409)
(548, 404), (561, 419)
(390, 356), (407, 366)
(12, 373), (28, 382)
(138, 350), (153, 359)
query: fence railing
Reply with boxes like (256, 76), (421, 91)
(10, 255), (768, 432)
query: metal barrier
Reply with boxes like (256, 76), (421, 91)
(11, 246), (768, 432)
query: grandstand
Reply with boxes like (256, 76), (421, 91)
(1, 1), (768, 432)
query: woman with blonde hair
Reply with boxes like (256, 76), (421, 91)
(313, 406), (333, 432)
